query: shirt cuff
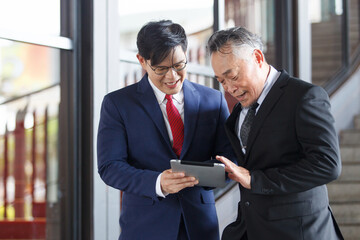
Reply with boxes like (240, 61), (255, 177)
(156, 173), (168, 198)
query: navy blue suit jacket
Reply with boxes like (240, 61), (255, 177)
(97, 74), (235, 240)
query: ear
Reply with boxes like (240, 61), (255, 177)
(253, 49), (265, 66)
(136, 54), (147, 70)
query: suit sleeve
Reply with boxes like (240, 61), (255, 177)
(97, 95), (160, 201)
(251, 86), (341, 195)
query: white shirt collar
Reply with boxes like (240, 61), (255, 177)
(147, 76), (184, 104)
(256, 65), (280, 108)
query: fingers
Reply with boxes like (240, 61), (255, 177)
(216, 156), (251, 189)
(162, 178), (198, 194)
(216, 155), (236, 167)
(217, 155), (237, 174)
(162, 169), (185, 178)
(161, 169), (199, 194)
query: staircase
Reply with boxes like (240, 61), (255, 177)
(311, 15), (342, 86)
(349, 0), (360, 56)
(328, 114), (360, 240)
(311, 0), (360, 87)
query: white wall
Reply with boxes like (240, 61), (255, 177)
(215, 185), (240, 235)
(330, 66), (360, 134)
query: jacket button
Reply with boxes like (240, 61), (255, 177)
(245, 201), (250, 207)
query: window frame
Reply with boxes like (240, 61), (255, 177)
(0, 0), (93, 239)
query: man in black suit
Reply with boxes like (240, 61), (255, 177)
(207, 27), (344, 240)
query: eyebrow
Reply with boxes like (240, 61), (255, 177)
(214, 68), (233, 79)
(155, 59), (186, 68)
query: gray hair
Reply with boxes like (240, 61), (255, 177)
(207, 27), (264, 58)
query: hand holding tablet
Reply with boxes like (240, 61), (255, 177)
(170, 160), (226, 188)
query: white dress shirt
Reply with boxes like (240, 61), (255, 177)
(236, 65), (281, 153)
(148, 77), (185, 197)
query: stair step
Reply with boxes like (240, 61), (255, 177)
(311, 26), (341, 34)
(355, 115), (360, 130)
(312, 21), (341, 28)
(312, 69), (341, 79)
(311, 32), (342, 38)
(328, 183), (360, 203)
(312, 51), (343, 60)
(331, 203), (360, 224)
(340, 130), (360, 145)
(349, 27), (359, 33)
(311, 35), (342, 42)
(338, 224), (360, 240)
(311, 78), (327, 86)
(337, 163), (360, 182)
(312, 55), (342, 65)
(312, 60), (342, 69)
(312, 68), (340, 79)
(312, 22), (341, 31)
(340, 145), (360, 163)
(312, 69), (341, 77)
(312, 63), (342, 71)
(311, 23), (342, 30)
(311, 43), (342, 51)
(312, 56), (341, 63)
(312, 46), (342, 54)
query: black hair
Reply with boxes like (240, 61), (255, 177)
(136, 20), (188, 66)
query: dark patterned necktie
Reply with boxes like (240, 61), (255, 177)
(165, 94), (184, 157)
(240, 102), (259, 149)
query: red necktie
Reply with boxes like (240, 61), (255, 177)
(165, 94), (184, 158)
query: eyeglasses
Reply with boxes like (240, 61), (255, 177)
(146, 60), (187, 75)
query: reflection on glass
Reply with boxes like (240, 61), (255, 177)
(0, 0), (60, 36)
(309, 0), (343, 86)
(225, 0), (276, 66)
(223, 0), (275, 112)
(0, 41), (60, 239)
(349, 0), (360, 59)
(118, 0), (214, 88)
(0, 40), (60, 103)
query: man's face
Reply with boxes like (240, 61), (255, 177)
(137, 45), (187, 95)
(211, 48), (266, 108)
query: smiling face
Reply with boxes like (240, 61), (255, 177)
(137, 45), (187, 95)
(211, 46), (268, 108)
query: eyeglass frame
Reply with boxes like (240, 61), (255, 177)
(146, 59), (188, 76)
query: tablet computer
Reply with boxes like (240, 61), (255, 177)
(170, 160), (226, 188)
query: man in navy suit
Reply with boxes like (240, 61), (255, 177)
(207, 27), (344, 240)
(97, 20), (235, 240)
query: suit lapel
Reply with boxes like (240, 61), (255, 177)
(180, 80), (199, 159)
(225, 102), (246, 165)
(245, 71), (290, 159)
(137, 74), (174, 152)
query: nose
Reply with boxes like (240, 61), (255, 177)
(165, 68), (177, 79)
(226, 81), (237, 94)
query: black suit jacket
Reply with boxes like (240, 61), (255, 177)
(222, 71), (344, 240)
